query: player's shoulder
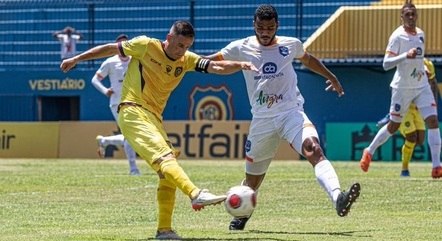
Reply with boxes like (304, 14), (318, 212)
(232, 36), (254, 46)
(391, 26), (403, 34)
(416, 27), (424, 35)
(126, 35), (157, 45)
(276, 36), (301, 44)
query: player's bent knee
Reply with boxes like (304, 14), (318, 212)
(302, 137), (324, 162)
(153, 152), (178, 174)
(425, 115), (439, 128)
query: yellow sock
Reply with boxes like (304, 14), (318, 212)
(157, 178), (176, 231)
(159, 158), (199, 199)
(402, 140), (415, 170)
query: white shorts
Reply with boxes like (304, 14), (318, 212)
(245, 109), (318, 175)
(390, 86), (437, 122)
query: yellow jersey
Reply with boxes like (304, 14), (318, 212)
(118, 35), (202, 120)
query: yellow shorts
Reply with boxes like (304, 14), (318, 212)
(118, 104), (175, 172)
(399, 106), (425, 136)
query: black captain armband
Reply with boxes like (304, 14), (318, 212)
(195, 58), (211, 73)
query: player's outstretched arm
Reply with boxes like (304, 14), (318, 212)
(300, 52), (344, 97)
(207, 60), (258, 75)
(60, 43), (119, 73)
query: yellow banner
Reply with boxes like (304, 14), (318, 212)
(0, 122), (59, 158)
(0, 121), (299, 160)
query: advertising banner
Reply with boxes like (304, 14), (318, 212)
(0, 121), (299, 160)
(326, 123), (431, 161)
(0, 122), (59, 158)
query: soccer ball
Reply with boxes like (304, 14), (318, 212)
(224, 185), (256, 217)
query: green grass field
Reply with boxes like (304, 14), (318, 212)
(1, 158), (441, 241)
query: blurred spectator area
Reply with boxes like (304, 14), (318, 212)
(0, 0), (440, 71)
(305, 1), (442, 64)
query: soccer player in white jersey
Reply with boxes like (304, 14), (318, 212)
(205, 4), (361, 230)
(360, 1), (442, 179)
(92, 34), (140, 176)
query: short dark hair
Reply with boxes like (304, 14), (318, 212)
(115, 34), (128, 42)
(254, 4), (278, 22)
(171, 20), (195, 38)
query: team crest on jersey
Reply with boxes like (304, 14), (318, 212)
(175, 67), (183, 77)
(279, 46), (289, 57)
(394, 103), (401, 112)
(419, 37), (424, 43)
(189, 85), (233, 120)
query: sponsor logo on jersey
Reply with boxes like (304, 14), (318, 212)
(189, 85), (233, 120)
(256, 90), (283, 108)
(410, 68), (425, 81)
(150, 58), (161, 66)
(165, 65), (172, 75)
(263, 62), (277, 74)
(416, 47), (423, 56)
(279, 46), (289, 57)
(255, 62), (284, 80)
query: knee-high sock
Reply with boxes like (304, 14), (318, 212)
(123, 140), (138, 172)
(101, 134), (125, 146)
(157, 178), (176, 231)
(367, 125), (393, 154)
(315, 160), (341, 206)
(427, 128), (441, 168)
(401, 140), (415, 170)
(159, 158), (199, 199)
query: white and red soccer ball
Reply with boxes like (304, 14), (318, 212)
(224, 185), (256, 217)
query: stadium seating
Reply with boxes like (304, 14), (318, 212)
(0, 0), (375, 71)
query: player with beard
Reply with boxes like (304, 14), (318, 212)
(205, 4), (361, 230)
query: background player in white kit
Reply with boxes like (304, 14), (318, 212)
(92, 34), (140, 176)
(206, 4), (361, 230)
(359, 1), (442, 179)
(52, 26), (83, 60)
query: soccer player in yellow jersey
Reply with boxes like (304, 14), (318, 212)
(376, 58), (438, 177)
(61, 20), (257, 240)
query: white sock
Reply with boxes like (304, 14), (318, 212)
(427, 128), (441, 168)
(367, 125), (393, 154)
(314, 160), (341, 206)
(124, 140), (138, 171)
(101, 134), (125, 147)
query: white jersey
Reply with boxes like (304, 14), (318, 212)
(55, 33), (81, 59)
(95, 55), (130, 106)
(385, 26), (428, 89)
(220, 36), (305, 118)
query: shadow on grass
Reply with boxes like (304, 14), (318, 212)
(140, 239), (287, 241)
(250, 229), (373, 238)
(125, 229), (374, 241)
